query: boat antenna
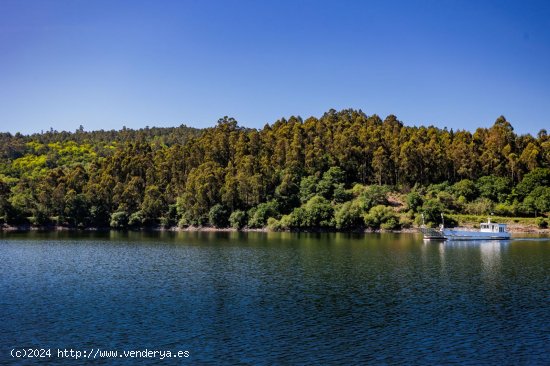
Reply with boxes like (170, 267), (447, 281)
(421, 213), (425, 226)
(441, 212), (445, 228)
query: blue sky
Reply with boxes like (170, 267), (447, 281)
(0, 0), (549, 135)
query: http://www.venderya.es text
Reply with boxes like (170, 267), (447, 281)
(10, 347), (190, 360)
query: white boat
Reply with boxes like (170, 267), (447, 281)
(420, 217), (511, 241)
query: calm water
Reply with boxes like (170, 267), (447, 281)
(0, 231), (549, 365)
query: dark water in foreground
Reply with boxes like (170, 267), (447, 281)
(0, 231), (549, 365)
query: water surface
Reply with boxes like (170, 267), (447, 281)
(1, 232), (548, 364)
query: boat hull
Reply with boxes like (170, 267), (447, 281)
(420, 219), (511, 241)
(442, 229), (510, 240)
(422, 229), (511, 241)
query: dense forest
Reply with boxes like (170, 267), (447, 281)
(0, 109), (549, 231)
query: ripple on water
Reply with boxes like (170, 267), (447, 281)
(0, 234), (548, 364)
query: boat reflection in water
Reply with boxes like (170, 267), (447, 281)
(427, 239), (510, 280)
(446, 239), (507, 265)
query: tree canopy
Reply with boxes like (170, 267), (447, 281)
(0, 110), (548, 229)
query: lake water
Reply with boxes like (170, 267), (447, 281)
(0, 231), (548, 365)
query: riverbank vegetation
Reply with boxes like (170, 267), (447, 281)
(0, 109), (548, 231)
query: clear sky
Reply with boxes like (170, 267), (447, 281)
(0, 0), (549, 135)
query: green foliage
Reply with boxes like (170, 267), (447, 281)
(399, 214), (414, 229)
(357, 185), (389, 211)
(350, 183), (366, 197)
(0, 180), (12, 224)
(514, 168), (550, 200)
(175, 196), (187, 222)
(426, 182), (451, 198)
(140, 185), (164, 225)
(12, 154), (48, 177)
(317, 167), (345, 200)
(63, 191), (89, 227)
(421, 199), (445, 225)
(274, 170), (300, 213)
(0, 109), (548, 230)
(380, 218), (400, 231)
(3, 204), (26, 225)
(406, 191), (423, 213)
(302, 195), (334, 227)
(179, 162), (224, 223)
(229, 210), (247, 229)
(536, 217), (548, 229)
(9, 187), (34, 221)
(522, 186), (550, 215)
(30, 208), (52, 226)
(436, 191), (462, 212)
(451, 179), (478, 201)
(299, 175), (318, 203)
(464, 198), (494, 216)
(88, 204), (110, 227)
(476, 175), (511, 202)
(248, 201), (279, 228)
(110, 211), (129, 229)
(177, 217), (189, 228)
(160, 204), (178, 228)
(267, 217), (284, 231)
(332, 183), (352, 203)
(363, 205), (400, 230)
(209, 204), (230, 228)
(277, 196), (334, 229)
(334, 201), (364, 230)
(128, 211), (144, 228)
(532, 187), (550, 213)
(280, 208), (308, 229)
(493, 203), (516, 217)
(442, 215), (458, 228)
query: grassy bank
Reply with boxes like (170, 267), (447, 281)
(449, 214), (549, 233)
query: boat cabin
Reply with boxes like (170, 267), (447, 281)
(479, 220), (507, 233)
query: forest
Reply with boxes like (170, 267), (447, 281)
(0, 109), (549, 231)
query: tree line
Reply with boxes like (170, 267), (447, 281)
(0, 109), (548, 230)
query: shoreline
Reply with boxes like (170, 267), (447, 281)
(1, 224), (548, 235)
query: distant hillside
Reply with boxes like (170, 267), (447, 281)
(0, 109), (548, 230)
(0, 124), (202, 161)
